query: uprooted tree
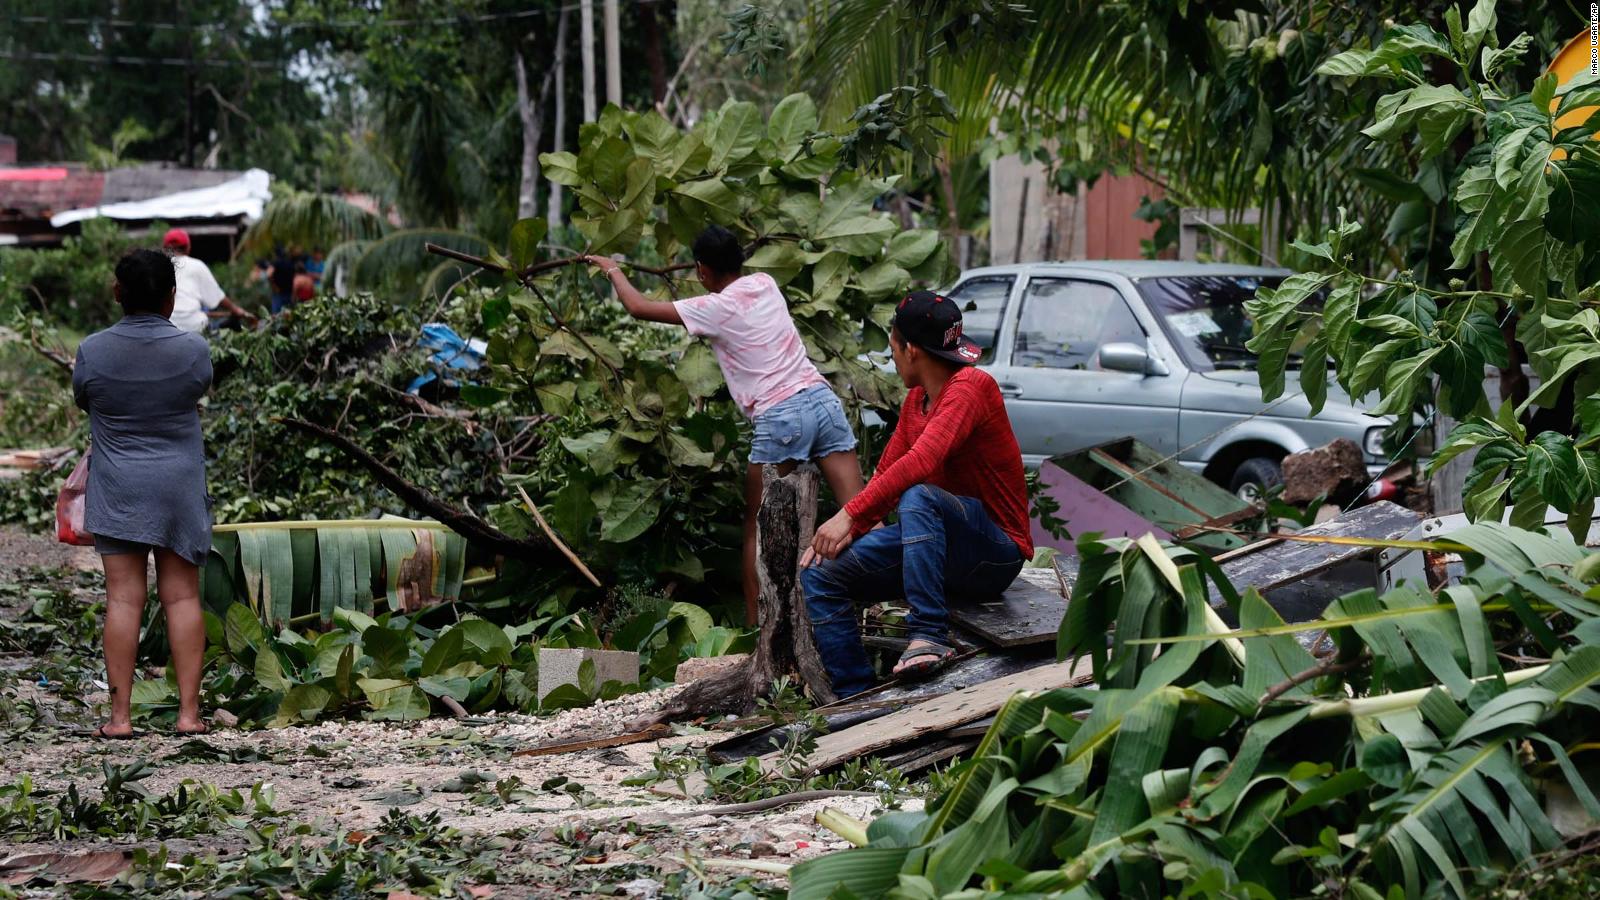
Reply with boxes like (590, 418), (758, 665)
(280, 94), (954, 710)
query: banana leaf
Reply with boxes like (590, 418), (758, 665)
(210, 519), (468, 628)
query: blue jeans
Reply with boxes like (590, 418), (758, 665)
(270, 292), (292, 315)
(802, 484), (1024, 698)
(750, 384), (858, 465)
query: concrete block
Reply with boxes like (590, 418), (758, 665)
(674, 653), (748, 684)
(537, 647), (638, 701)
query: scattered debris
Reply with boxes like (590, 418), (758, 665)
(1280, 437), (1368, 505)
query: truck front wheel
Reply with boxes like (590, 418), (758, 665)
(1228, 457), (1283, 504)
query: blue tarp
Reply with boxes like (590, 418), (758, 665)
(406, 323), (488, 394)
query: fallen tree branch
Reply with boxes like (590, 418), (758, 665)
(277, 417), (554, 561)
(681, 789), (877, 817)
(516, 485), (602, 588)
(1258, 653), (1369, 708)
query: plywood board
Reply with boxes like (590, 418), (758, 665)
(1212, 501), (1420, 622)
(1030, 457), (1171, 556)
(950, 567), (1070, 647)
(789, 657), (1091, 775)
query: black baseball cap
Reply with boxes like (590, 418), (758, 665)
(892, 290), (982, 365)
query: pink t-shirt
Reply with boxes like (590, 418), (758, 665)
(674, 273), (828, 418)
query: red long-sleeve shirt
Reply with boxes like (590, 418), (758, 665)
(844, 367), (1034, 558)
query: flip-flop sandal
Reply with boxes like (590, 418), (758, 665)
(176, 722), (211, 736)
(91, 725), (140, 740)
(894, 642), (956, 682)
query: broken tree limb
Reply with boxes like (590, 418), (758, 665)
(629, 465), (832, 728)
(277, 417), (555, 561)
(682, 789), (876, 817)
(516, 485), (602, 588)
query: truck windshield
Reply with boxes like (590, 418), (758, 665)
(1135, 275), (1317, 373)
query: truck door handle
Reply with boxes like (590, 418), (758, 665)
(998, 382), (1022, 399)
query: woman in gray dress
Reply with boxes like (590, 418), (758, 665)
(73, 249), (213, 738)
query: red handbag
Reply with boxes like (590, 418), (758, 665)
(55, 446), (95, 546)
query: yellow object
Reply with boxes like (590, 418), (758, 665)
(1548, 28), (1600, 158)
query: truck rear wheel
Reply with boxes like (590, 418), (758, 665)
(1228, 457), (1283, 504)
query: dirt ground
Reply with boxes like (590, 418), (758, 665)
(0, 526), (914, 897)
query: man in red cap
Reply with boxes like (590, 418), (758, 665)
(801, 291), (1032, 697)
(162, 228), (257, 333)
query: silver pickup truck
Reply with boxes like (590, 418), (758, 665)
(943, 260), (1389, 500)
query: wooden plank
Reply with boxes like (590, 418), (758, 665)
(655, 658), (1090, 798)
(950, 567), (1069, 647)
(879, 738), (978, 774)
(787, 658), (1090, 775)
(946, 715), (996, 740)
(1050, 437), (1249, 553)
(1213, 501), (1420, 622)
(708, 653), (1052, 762)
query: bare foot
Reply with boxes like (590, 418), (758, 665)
(175, 715), (209, 736)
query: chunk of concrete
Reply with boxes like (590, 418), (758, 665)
(536, 648), (638, 701)
(1281, 438), (1368, 505)
(674, 653), (748, 684)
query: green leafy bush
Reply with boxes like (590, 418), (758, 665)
(794, 524), (1600, 899)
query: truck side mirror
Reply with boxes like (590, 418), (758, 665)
(1100, 342), (1165, 375)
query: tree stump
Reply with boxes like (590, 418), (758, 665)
(630, 465), (835, 728)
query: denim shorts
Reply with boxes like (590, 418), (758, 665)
(750, 385), (858, 465)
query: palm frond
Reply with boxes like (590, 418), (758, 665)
(243, 191), (391, 255)
(204, 519), (468, 629)
(349, 229), (490, 294)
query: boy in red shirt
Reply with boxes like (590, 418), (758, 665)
(803, 291), (1032, 697)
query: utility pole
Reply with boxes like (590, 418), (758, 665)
(548, 7), (569, 225)
(580, 0), (596, 122)
(603, 0), (621, 107)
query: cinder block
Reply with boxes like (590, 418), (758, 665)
(536, 647), (639, 701)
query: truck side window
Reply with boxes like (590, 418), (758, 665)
(1013, 278), (1145, 370)
(945, 276), (1012, 364)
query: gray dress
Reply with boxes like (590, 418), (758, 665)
(72, 315), (214, 566)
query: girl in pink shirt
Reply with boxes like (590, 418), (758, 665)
(586, 226), (864, 621)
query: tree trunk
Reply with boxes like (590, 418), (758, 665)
(603, 0), (622, 107)
(548, 8), (569, 225)
(936, 152), (966, 268)
(515, 49), (539, 220)
(580, 0), (597, 122)
(630, 466), (835, 728)
(641, 2), (669, 103)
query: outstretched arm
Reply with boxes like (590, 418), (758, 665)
(215, 296), (258, 324)
(586, 255), (683, 325)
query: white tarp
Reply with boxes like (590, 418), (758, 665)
(50, 168), (272, 228)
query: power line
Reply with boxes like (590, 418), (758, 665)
(0, 49), (284, 69)
(2, 0), (666, 33)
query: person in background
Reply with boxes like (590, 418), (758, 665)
(292, 262), (316, 304)
(267, 246), (296, 315)
(801, 292), (1032, 698)
(73, 249), (213, 738)
(162, 229), (257, 333)
(585, 225), (865, 623)
(305, 248), (326, 286)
